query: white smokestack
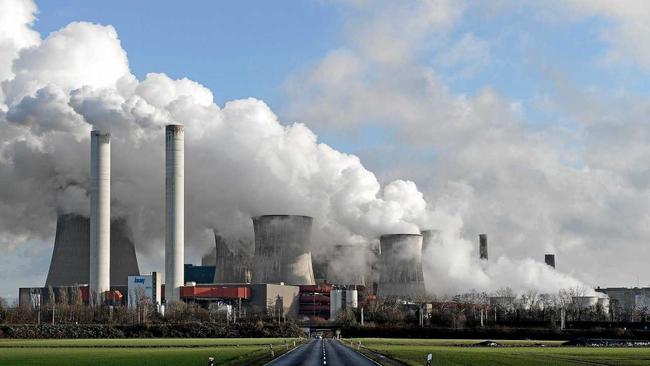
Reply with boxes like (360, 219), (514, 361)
(89, 130), (111, 301)
(165, 124), (184, 303)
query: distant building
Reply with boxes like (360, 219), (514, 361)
(127, 273), (161, 308)
(596, 287), (650, 311)
(184, 264), (216, 284)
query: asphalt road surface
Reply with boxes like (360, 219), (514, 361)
(265, 338), (378, 366)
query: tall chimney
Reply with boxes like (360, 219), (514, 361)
(165, 125), (184, 303)
(545, 254), (556, 269)
(479, 234), (488, 260)
(90, 130), (111, 302)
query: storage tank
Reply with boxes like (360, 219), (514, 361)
(572, 296), (599, 309)
(377, 234), (426, 298)
(346, 289), (359, 309)
(330, 289), (343, 320)
(252, 215), (315, 285)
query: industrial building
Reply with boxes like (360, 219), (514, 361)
(596, 287), (650, 312)
(127, 273), (161, 308)
(377, 234), (426, 299)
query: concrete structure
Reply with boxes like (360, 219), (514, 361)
(90, 130), (111, 300)
(326, 244), (366, 285)
(46, 213), (139, 287)
(252, 215), (315, 285)
(377, 234), (426, 298)
(127, 272), (161, 308)
(165, 124), (184, 303)
(545, 254), (556, 268)
(479, 234), (488, 260)
(420, 230), (440, 290)
(213, 231), (252, 283)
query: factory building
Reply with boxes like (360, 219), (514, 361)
(252, 215), (315, 285)
(46, 213), (140, 288)
(184, 264), (216, 284)
(377, 234), (426, 299)
(596, 287), (650, 312)
(180, 283), (300, 318)
(127, 273), (161, 308)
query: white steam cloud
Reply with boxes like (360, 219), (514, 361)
(0, 0), (593, 295)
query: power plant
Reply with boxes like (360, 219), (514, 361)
(377, 234), (426, 298)
(89, 130), (111, 300)
(165, 124), (185, 303)
(30, 123), (605, 322)
(252, 215), (315, 285)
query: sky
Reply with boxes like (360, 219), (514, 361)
(2, 0), (650, 299)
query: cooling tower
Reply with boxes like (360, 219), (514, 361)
(420, 230), (440, 290)
(165, 124), (185, 303)
(479, 234), (488, 260)
(326, 244), (366, 285)
(252, 215), (315, 285)
(90, 130), (111, 298)
(377, 234), (426, 298)
(46, 213), (140, 287)
(545, 254), (556, 269)
(213, 231), (252, 283)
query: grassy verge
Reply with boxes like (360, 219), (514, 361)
(0, 338), (302, 366)
(353, 338), (650, 366)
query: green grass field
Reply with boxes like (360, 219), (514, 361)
(356, 338), (650, 366)
(0, 338), (298, 366)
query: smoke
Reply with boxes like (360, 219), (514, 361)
(0, 0), (595, 295)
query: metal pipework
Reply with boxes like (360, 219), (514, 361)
(165, 124), (185, 303)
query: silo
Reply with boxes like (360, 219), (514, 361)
(479, 234), (488, 260)
(545, 254), (556, 269)
(46, 213), (140, 287)
(90, 130), (111, 300)
(377, 234), (426, 298)
(252, 215), (315, 285)
(165, 124), (184, 303)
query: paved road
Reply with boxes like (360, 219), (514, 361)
(265, 339), (378, 366)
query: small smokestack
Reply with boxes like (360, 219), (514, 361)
(165, 124), (184, 303)
(479, 234), (488, 260)
(90, 130), (111, 301)
(545, 254), (556, 269)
